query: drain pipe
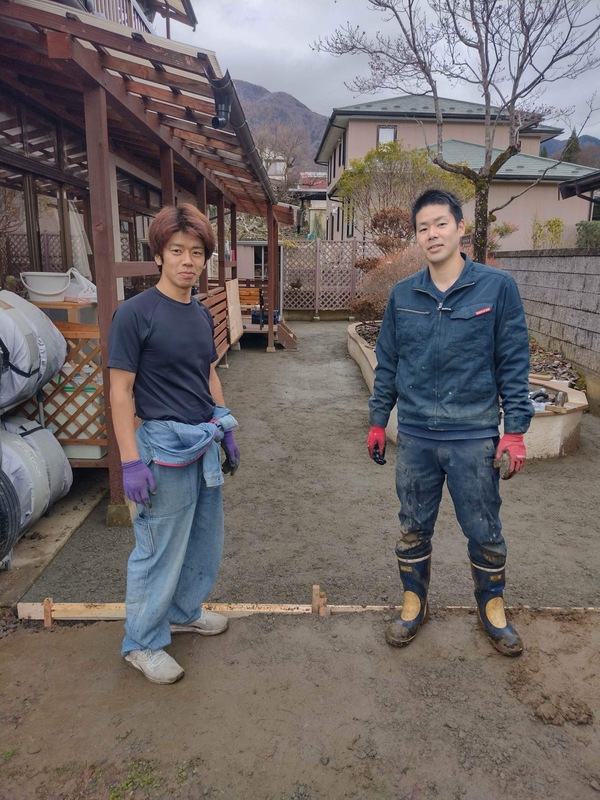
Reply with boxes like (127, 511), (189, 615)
(207, 71), (278, 207)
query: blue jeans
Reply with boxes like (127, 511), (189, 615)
(395, 433), (506, 568)
(122, 458), (224, 656)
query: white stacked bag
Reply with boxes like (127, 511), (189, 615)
(0, 292), (72, 563)
(0, 289), (67, 415)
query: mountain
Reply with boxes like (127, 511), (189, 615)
(233, 79), (328, 173)
(543, 134), (600, 168)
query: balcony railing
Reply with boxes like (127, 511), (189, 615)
(91, 0), (155, 33)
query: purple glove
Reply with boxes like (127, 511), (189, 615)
(122, 459), (156, 505)
(221, 430), (240, 476)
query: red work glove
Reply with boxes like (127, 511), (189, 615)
(494, 433), (526, 479)
(367, 425), (386, 463)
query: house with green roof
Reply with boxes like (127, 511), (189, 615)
(315, 95), (595, 250)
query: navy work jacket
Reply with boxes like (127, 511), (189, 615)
(369, 255), (534, 434)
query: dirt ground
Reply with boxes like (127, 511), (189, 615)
(1, 321), (600, 800)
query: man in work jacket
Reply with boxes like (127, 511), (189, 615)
(367, 189), (533, 656)
(108, 204), (240, 684)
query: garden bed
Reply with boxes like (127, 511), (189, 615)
(348, 322), (589, 458)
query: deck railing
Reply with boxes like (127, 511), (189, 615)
(92, 0), (155, 33)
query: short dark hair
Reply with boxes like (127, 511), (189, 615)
(411, 190), (464, 230)
(149, 204), (216, 267)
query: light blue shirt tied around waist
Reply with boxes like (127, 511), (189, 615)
(136, 405), (238, 487)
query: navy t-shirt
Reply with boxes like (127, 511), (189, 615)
(108, 287), (217, 424)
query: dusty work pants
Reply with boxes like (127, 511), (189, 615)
(122, 458), (224, 656)
(395, 433), (506, 568)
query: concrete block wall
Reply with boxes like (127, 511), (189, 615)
(496, 249), (600, 413)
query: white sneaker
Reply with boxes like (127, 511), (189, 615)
(124, 648), (184, 684)
(170, 610), (229, 636)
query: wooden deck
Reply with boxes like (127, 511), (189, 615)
(241, 315), (298, 349)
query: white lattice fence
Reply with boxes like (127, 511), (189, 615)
(282, 240), (381, 314)
(319, 241), (356, 310)
(282, 242), (317, 311)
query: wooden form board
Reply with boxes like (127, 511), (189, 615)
(17, 596), (600, 626)
(225, 278), (244, 346)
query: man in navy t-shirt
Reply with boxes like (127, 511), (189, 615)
(108, 204), (240, 685)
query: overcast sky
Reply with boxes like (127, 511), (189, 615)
(163, 0), (600, 137)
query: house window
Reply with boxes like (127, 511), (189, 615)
(254, 245), (268, 280)
(377, 125), (397, 146)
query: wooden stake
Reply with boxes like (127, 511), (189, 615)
(311, 584), (321, 614)
(43, 597), (53, 628)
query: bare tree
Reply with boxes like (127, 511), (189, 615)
(315, 0), (600, 261)
(0, 185), (24, 237)
(252, 122), (306, 202)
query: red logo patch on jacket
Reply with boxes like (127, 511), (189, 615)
(475, 306), (492, 316)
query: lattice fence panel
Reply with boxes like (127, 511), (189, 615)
(39, 234), (62, 271)
(282, 240), (382, 313)
(120, 232), (131, 260)
(0, 234), (29, 283)
(18, 326), (107, 451)
(282, 242), (317, 311)
(319, 241), (356, 310)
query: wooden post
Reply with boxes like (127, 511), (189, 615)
(349, 238), (358, 319)
(273, 216), (280, 315)
(314, 237), (321, 320)
(267, 203), (276, 352)
(83, 84), (121, 508)
(160, 146), (175, 207)
(196, 174), (207, 214)
(197, 175), (208, 293)
(230, 202), (237, 279)
(216, 192), (226, 286)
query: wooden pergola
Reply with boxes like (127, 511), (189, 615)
(0, 0), (294, 509)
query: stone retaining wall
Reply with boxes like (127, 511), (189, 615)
(496, 249), (600, 413)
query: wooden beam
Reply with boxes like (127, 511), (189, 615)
(100, 52), (213, 97)
(83, 83), (121, 504)
(160, 146), (175, 206)
(0, 66), (86, 135)
(216, 192), (226, 286)
(267, 203), (276, 351)
(230, 202), (237, 279)
(123, 79), (215, 116)
(46, 33), (237, 206)
(0, 2), (216, 79)
(196, 174), (207, 214)
(114, 261), (160, 278)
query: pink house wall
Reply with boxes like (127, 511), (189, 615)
(344, 119), (541, 165)
(324, 114), (574, 247)
(471, 183), (591, 251)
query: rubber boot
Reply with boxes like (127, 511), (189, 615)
(385, 552), (431, 647)
(470, 561), (523, 657)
